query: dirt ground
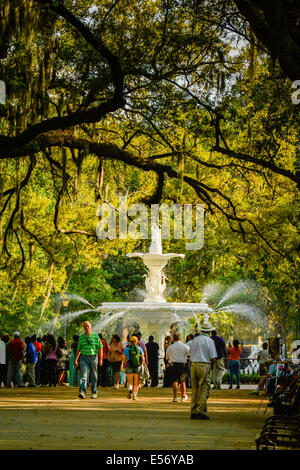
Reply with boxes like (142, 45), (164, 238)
(0, 385), (270, 450)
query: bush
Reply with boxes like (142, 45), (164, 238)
(221, 372), (260, 384)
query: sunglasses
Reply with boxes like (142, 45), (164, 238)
(86, 337), (92, 345)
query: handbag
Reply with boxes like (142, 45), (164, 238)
(139, 363), (150, 382)
(109, 351), (121, 362)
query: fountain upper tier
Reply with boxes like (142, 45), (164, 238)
(99, 224), (213, 357)
(126, 223), (184, 303)
(101, 224), (212, 320)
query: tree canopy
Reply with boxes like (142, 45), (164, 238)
(0, 0), (299, 342)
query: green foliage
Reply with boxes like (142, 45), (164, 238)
(0, 0), (298, 345)
(222, 372), (261, 384)
(101, 252), (147, 300)
(68, 267), (116, 305)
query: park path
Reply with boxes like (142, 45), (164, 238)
(0, 386), (270, 450)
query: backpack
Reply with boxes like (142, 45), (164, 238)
(129, 344), (141, 367)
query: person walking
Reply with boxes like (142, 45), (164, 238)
(32, 335), (42, 385)
(189, 317), (217, 420)
(69, 334), (79, 387)
(24, 336), (38, 387)
(74, 321), (103, 399)
(185, 334), (194, 389)
(227, 339), (242, 389)
(163, 335), (173, 387)
(108, 334), (125, 389)
(6, 332), (25, 388)
(0, 335), (7, 387)
(122, 336), (144, 401)
(39, 335), (48, 387)
(44, 335), (59, 387)
(211, 330), (226, 390)
(166, 333), (190, 402)
(146, 336), (159, 387)
(57, 337), (68, 385)
(135, 332), (148, 366)
(98, 333), (110, 387)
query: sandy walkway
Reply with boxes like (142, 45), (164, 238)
(0, 386), (270, 450)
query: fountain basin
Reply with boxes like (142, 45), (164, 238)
(101, 301), (212, 316)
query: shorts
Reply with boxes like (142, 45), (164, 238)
(110, 361), (122, 373)
(126, 362), (142, 375)
(169, 363), (187, 383)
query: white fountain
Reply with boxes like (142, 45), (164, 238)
(100, 223), (212, 357)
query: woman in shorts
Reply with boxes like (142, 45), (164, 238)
(122, 336), (144, 400)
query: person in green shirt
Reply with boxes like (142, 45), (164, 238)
(74, 321), (103, 399)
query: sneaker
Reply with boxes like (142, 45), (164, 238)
(228, 385), (233, 389)
(127, 389), (133, 399)
(173, 397), (178, 402)
(91, 393), (97, 399)
(236, 385), (240, 389)
(181, 395), (188, 402)
(132, 395), (138, 400)
(78, 391), (86, 399)
(250, 390), (259, 396)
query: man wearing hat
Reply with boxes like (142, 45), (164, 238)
(6, 331), (25, 387)
(189, 315), (217, 420)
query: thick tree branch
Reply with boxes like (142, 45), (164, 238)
(213, 145), (300, 188)
(233, 0), (300, 81)
(0, 0), (125, 154)
(33, 133), (286, 256)
(36, 0), (124, 101)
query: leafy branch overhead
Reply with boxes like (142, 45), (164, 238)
(0, 0), (299, 283)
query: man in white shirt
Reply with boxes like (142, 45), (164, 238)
(257, 342), (270, 376)
(166, 333), (190, 403)
(189, 317), (217, 420)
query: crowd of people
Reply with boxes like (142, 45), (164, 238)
(0, 319), (279, 420)
(162, 326), (243, 395)
(0, 326), (157, 398)
(0, 331), (71, 388)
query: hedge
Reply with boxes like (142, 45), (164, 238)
(221, 372), (261, 384)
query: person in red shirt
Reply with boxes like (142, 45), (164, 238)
(6, 331), (25, 387)
(32, 334), (42, 385)
(98, 333), (110, 387)
(227, 339), (242, 389)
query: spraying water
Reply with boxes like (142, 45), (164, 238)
(215, 280), (259, 309)
(202, 282), (226, 307)
(216, 303), (265, 324)
(92, 311), (127, 332)
(64, 294), (95, 309)
(59, 308), (99, 325)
